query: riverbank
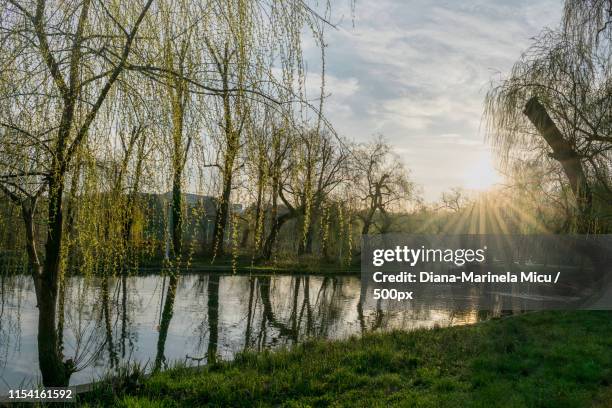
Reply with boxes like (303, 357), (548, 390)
(0, 255), (360, 277)
(81, 311), (612, 407)
(135, 254), (360, 275)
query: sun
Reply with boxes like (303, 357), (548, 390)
(463, 151), (502, 191)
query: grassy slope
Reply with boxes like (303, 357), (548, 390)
(83, 311), (612, 407)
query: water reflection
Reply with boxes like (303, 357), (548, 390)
(0, 273), (481, 392)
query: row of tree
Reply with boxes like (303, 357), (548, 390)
(2, 0), (609, 389)
(0, 0), (414, 386)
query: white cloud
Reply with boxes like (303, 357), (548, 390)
(306, 0), (563, 200)
(303, 0), (563, 200)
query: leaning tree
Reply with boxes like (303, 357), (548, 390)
(485, 0), (612, 233)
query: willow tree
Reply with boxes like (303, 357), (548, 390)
(257, 126), (349, 260)
(0, 0), (153, 386)
(240, 115), (274, 254)
(485, 0), (612, 233)
(150, 0), (340, 363)
(192, 0), (338, 259)
(201, 0), (274, 258)
(149, 0), (203, 260)
(259, 124), (293, 261)
(353, 137), (415, 235)
(204, 34), (245, 258)
(295, 129), (349, 255)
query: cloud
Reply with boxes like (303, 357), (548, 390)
(303, 0), (563, 200)
(303, 72), (360, 116)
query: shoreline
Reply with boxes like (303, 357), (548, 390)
(79, 310), (612, 407)
(1, 259), (361, 277)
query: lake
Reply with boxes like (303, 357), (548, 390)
(0, 272), (483, 392)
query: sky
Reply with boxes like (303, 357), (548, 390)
(302, 0), (563, 202)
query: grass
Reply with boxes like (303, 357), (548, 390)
(3, 252), (361, 277)
(137, 254), (360, 275)
(81, 311), (612, 407)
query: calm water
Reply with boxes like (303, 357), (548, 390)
(0, 272), (481, 392)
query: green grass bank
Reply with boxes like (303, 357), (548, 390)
(130, 254), (360, 276)
(82, 311), (612, 407)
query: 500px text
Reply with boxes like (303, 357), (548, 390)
(372, 271), (561, 284)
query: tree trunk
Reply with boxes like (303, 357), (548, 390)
(171, 171), (183, 258)
(298, 218), (315, 255)
(253, 163), (265, 251)
(211, 144), (237, 258)
(361, 210), (374, 236)
(21, 198), (70, 385)
(123, 136), (145, 262)
(37, 284), (71, 386)
(523, 97), (593, 232)
(211, 174), (232, 257)
(38, 174), (72, 386)
(210, 51), (238, 259)
(262, 211), (295, 261)
(262, 176), (279, 260)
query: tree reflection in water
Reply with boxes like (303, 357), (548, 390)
(0, 273), (483, 392)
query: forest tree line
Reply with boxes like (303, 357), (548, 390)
(0, 0), (413, 386)
(0, 0), (416, 273)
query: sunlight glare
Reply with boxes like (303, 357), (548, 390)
(462, 152), (502, 191)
